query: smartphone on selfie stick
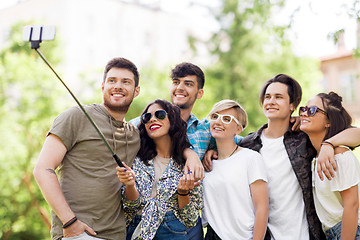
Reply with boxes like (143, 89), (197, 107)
(23, 25), (125, 168)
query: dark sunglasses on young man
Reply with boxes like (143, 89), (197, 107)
(141, 110), (168, 124)
(299, 106), (327, 117)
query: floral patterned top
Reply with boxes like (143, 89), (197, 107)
(122, 157), (203, 240)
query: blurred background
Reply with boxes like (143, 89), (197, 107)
(0, 0), (359, 239)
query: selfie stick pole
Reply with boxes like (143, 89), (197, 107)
(30, 36), (124, 167)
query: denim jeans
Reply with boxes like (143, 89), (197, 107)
(324, 221), (360, 240)
(186, 216), (203, 240)
(126, 211), (187, 240)
(126, 215), (142, 240)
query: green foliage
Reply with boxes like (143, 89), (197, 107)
(0, 21), (64, 240)
(126, 64), (171, 121)
(194, 0), (321, 135)
(331, 1), (360, 56)
(327, 29), (345, 45)
(347, 0), (360, 19)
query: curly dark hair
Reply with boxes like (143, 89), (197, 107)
(137, 99), (192, 166)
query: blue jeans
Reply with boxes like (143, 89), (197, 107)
(186, 216), (203, 240)
(126, 215), (141, 240)
(324, 221), (360, 240)
(126, 211), (187, 240)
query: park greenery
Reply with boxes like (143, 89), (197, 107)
(0, 0), (358, 239)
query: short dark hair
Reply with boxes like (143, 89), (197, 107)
(317, 91), (353, 141)
(137, 99), (191, 166)
(170, 62), (205, 89)
(103, 57), (139, 86)
(259, 74), (302, 110)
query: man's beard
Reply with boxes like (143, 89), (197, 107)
(103, 99), (133, 113)
(176, 102), (191, 110)
(173, 93), (197, 110)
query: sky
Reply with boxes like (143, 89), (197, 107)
(0, 0), (358, 57)
(160, 0), (359, 58)
(0, 0), (17, 9)
(146, 0), (359, 57)
(276, 0), (358, 57)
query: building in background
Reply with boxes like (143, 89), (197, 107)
(0, 0), (212, 89)
(320, 29), (360, 124)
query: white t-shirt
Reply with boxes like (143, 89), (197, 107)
(312, 150), (360, 231)
(260, 134), (309, 240)
(202, 148), (267, 240)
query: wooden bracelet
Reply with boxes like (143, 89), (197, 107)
(321, 141), (335, 150)
(176, 190), (189, 196)
(63, 216), (77, 228)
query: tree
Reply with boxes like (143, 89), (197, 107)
(126, 64), (170, 121)
(190, 0), (322, 134)
(0, 21), (67, 240)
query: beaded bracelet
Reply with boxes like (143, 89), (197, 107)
(321, 141), (335, 150)
(63, 216), (78, 229)
(176, 190), (189, 196)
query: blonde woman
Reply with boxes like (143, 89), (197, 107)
(202, 100), (268, 240)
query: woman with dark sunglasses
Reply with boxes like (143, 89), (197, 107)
(116, 99), (203, 240)
(300, 92), (360, 239)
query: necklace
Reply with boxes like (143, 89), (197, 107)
(229, 145), (239, 158)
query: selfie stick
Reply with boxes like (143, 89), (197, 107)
(27, 26), (124, 167)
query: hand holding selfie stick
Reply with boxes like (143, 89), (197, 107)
(24, 25), (124, 167)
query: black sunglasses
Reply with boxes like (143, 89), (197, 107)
(299, 106), (327, 117)
(141, 110), (167, 124)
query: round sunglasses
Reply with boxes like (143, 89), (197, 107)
(299, 106), (327, 117)
(208, 112), (240, 125)
(141, 109), (168, 124)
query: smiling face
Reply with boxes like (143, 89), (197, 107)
(170, 75), (203, 110)
(300, 96), (329, 137)
(262, 82), (294, 121)
(210, 108), (242, 141)
(101, 67), (140, 114)
(144, 103), (171, 141)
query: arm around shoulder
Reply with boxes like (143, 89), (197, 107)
(317, 127), (360, 181)
(326, 127), (360, 149)
(184, 148), (204, 181)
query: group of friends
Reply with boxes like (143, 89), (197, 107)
(33, 57), (360, 240)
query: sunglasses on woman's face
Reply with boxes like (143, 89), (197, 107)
(141, 109), (168, 124)
(299, 106), (327, 117)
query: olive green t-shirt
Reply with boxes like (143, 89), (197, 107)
(49, 104), (140, 240)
